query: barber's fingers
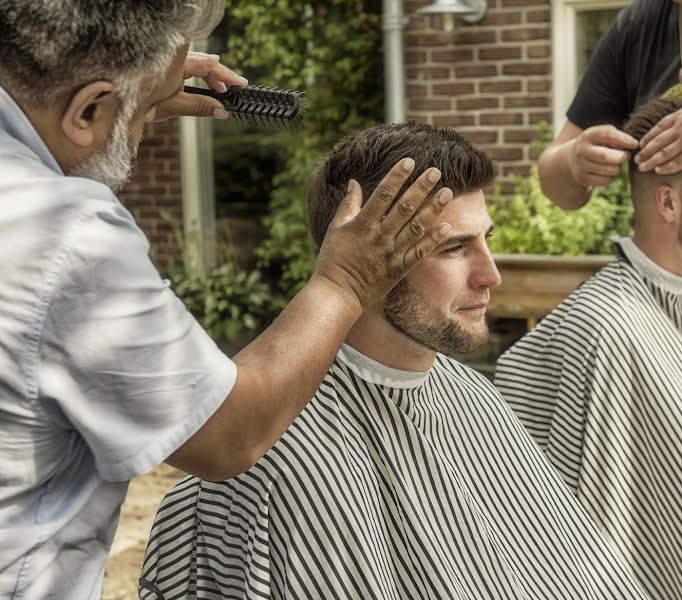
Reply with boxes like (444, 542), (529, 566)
(402, 222), (452, 271)
(583, 125), (638, 150)
(639, 109), (682, 148)
(151, 91), (230, 121)
(394, 187), (453, 251)
(356, 158), (416, 223)
(183, 52), (248, 88)
(380, 167), (443, 235)
(330, 180), (363, 229)
(652, 155), (682, 175)
(577, 144), (630, 169)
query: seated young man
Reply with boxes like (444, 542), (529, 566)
(139, 123), (647, 600)
(495, 98), (682, 600)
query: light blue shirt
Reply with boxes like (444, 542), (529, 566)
(0, 86), (237, 599)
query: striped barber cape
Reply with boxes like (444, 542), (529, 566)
(495, 237), (682, 600)
(139, 343), (648, 600)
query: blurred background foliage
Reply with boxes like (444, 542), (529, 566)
(171, 1), (633, 341)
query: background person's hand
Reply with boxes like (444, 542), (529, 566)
(150, 52), (248, 122)
(314, 158), (453, 310)
(568, 125), (638, 188)
(636, 107), (682, 174)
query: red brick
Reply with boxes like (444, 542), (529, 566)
(407, 66), (451, 80)
(529, 111), (553, 124)
(432, 114), (477, 127)
(504, 129), (540, 143)
(457, 97), (500, 110)
(406, 50), (428, 64)
(479, 80), (522, 94)
(486, 146), (524, 161)
(504, 95), (550, 108)
(482, 12), (522, 26)
(456, 64), (498, 78)
(526, 45), (550, 59)
(408, 84), (429, 97)
(527, 9), (551, 22)
(479, 46), (522, 61)
(501, 27), (550, 42)
(480, 112), (525, 125)
(431, 49), (475, 62)
(432, 82), (476, 96)
(411, 97), (453, 111)
(527, 79), (551, 92)
(456, 30), (497, 45)
(502, 62), (550, 76)
(458, 129), (499, 144)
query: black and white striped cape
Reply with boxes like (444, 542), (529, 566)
(139, 344), (648, 600)
(495, 238), (682, 600)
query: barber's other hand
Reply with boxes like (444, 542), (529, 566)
(636, 107), (682, 174)
(313, 159), (453, 310)
(150, 52), (248, 122)
(569, 125), (638, 188)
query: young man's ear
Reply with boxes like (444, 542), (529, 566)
(61, 81), (119, 147)
(653, 184), (681, 225)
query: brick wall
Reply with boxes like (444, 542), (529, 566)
(118, 119), (183, 271)
(405, 0), (552, 192)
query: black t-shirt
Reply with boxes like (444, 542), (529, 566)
(567, 0), (680, 130)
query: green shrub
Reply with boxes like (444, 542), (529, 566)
(487, 165), (633, 255)
(168, 262), (285, 341)
(223, 0), (384, 297)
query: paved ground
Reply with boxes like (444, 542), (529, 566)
(102, 465), (183, 600)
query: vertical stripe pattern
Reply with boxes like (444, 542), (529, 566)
(140, 348), (648, 600)
(495, 254), (682, 600)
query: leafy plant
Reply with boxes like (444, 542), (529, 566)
(223, 0), (384, 296)
(488, 165), (633, 255)
(168, 262), (285, 341)
(163, 211), (285, 342)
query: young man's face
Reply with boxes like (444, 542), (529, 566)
(383, 190), (501, 356)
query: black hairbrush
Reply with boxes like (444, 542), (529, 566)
(185, 84), (304, 129)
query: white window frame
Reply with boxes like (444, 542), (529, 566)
(552, 0), (632, 134)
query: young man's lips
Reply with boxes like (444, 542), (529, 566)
(459, 303), (488, 311)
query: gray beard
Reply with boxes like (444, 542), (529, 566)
(70, 113), (138, 193)
(383, 279), (489, 357)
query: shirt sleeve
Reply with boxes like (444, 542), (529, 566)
(566, 9), (631, 130)
(38, 199), (238, 482)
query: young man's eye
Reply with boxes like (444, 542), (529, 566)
(443, 245), (464, 254)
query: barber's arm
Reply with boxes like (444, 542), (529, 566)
(167, 162), (453, 480)
(538, 120), (637, 211)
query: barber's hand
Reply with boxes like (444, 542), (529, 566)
(636, 108), (682, 174)
(569, 125), (638, 188)
(313, 158), (453, 310)
(150, 52), (248, 122)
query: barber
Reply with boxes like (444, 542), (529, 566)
(539, 0), (682, 209)
(0, 2), (453, 598)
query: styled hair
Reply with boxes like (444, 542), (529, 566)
(0, 1), (224, 109)
(307, 121), (496, 248)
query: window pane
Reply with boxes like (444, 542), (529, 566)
(576, 9), (622, 79)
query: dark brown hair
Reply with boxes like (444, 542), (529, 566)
(624, 97), (682, 167)
(306, 121), (496, 248)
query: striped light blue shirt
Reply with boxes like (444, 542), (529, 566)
(0, 85), (237, 599)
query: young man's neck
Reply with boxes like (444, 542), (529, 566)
(632, 227), (682, 276)
(344, 311), (437, 372)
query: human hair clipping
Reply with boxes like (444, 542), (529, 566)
(185, 84), (305, 129)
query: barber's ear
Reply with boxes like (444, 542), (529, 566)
(61, 81), (119, 147)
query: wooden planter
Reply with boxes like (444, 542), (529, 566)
(489, 253), (614, 327)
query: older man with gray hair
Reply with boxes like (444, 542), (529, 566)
(0, 2), (452, 598)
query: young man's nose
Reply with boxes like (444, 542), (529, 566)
(472, 249), (502, 290)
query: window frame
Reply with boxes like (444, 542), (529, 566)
(552, 0), (632, 134)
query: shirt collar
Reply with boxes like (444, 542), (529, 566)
(0, 84), (63, 174)
(337, 343), (430, 389)
(614, 235), (682, 296)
